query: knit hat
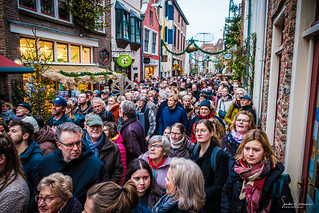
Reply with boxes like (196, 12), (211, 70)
(200, 100), (211, 111)
(22, 116), (39, 133)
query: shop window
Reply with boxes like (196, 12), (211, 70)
(83, 47), (91, 63)
(115, 10), (130, 40)
(41, 0), (54, 16)
(19, 0), (36, 10)
(71, 45), (80, 63)
(144, 29), (150, 52)
(20, 38), (37, 61)
(57, 43), (68, 63)
(58, 0), (69, 21)
(152, 32), (157, 54)
(40, 41), (53, 62)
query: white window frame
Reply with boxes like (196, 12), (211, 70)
(144, 26), (158, 56)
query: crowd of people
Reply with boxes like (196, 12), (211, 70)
(0, 73), (295, 213)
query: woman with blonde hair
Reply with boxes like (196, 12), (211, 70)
(222, 111), (256, 157)
(221, 129), (294, 212)
(83, 180), (143, 213)
(65, 100), (76, 121)
(224, 88), (247, 125)
(36, 172), (82, 213)
(152, 157), (206, 213)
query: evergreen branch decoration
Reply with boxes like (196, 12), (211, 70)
(59, 70), (113, 77)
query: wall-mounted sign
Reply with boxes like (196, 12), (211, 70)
(161, 55), (168, 62)
(99, 49), (110, 64)
(144, 58), (150, 64)
(117, 55), (132, 67)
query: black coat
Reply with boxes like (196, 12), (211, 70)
(221, 159), (295, 213)
(191, 141), (229, 213)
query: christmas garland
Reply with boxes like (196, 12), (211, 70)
(59, 70), (113, 77)
(161, 39), (229, 56)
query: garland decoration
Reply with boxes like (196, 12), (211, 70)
(161, 39), (229, 56)
(59, 70), (113, 77)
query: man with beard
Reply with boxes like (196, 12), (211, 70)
(37, 122), (108, 205)
(83, 114), (122, 183)
(91, 97), (115, 122)
(8, 120), (43, 212)
(74, 93), (93, 128)
(46, 96), (71, 127)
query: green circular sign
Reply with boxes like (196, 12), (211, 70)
(117, 55), (132, 67)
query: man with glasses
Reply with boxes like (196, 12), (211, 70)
(37, 122), (108, 205)
(83, 114), (122, 183)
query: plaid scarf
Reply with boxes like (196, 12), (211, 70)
(234, 160), (272, 213)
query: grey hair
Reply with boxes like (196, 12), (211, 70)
(55, 122), (83, 142)
(147, 90), (154, 95)
(91, 97), (106, 107)
(169, 158), (206, 212)
(149, 135), (170, 156)
(232, 88), (247, 104)
(37, 172), (73, 201)
(121, 100), (136, 118)
(182, 95), (191, 100)
(136, 94), (148, 102)
(125, 92), (134, 99)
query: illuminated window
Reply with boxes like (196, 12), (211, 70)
(20, 38), (37, 61)
(41, 0), (54, 16)
(83, 47), (91, 63)
(40, 41), (53, 62)
(57, 43), (68, 63)
(71, 45), (80, 63)
(19, 0), (36, 10)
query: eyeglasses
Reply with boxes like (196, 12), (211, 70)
(236, 119), (249, 123)
(35, 195), (58, 204)
(148, 144), (162, 149)
(59, 141), (81, 150)
(171, 132), (182, 136)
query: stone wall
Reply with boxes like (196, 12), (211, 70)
(262, 0), (297, 162)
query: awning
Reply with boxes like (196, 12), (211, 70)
(130, 10), (143, 21)
(115, 1), (130, 13)
(0, 55), (34, 74)
(42, 65), (121, 90)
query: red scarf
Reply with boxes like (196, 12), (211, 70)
(149, 157), (166, 170)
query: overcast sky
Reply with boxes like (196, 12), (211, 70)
(177, 0), (240, 43)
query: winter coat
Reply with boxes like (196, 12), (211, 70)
(37, 142), (109, 205)
(169, 137), (194, 159)
(216, 96), (232, 117)
(191, 142), (229, 213)
(112, 132), (127, 185)
(36, 125), (57, 157)
(156, 100), (183, 133)
(140, 184), (165, 211)
(0, 173), (29, 213)
(224, 104), (241, 125)
(152, 194), (190, 213)
(158, 106), (188, 135)
(221, 159), (295, 213)
(120, 117), (146, 165)
(110, 104), (120, 124)
(96, 108), (115, 123)
(140, 152), (171, 188)
(241, 104), (256, 124)
(221, 132), (242, 157)
(83, 133), (123, 183)
(0, 109), (17, 125)
(132, 204), (151, 213)
(20, 140), (43, 193)
(136, 105), (156, 138)
(74, 104), (93, 128)
(46, 114), (72, 127)
(60, 196), (83, 213)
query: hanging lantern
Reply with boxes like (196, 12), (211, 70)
(186, 45), (197, 53)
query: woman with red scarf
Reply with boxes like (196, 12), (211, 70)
(139, 135), (171, 189)
(187, 99), (225, 143)
(221, 129), (294, 213)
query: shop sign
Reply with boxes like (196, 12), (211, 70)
(117, 55), (132, 67)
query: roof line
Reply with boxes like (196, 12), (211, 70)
(172, 0), (189, 25)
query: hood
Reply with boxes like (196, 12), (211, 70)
(37, 126), (56, 144)
(20, 140), (42, 159)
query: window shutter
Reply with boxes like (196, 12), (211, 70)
(168, 5), (174, 20)
(164, 26), (168, 42)
(168, 29), (173, 44)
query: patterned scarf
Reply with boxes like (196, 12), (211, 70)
(231, 129), (246, 143)
(234, 160), (272, 213)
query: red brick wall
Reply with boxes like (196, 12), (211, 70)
(262, 0), (297, 162)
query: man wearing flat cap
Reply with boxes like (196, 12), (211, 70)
(46, 96), (71, 127)
(83, 113), (123, 183)
(240, 95), (256, 123)
(16, 101), (32, 119)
